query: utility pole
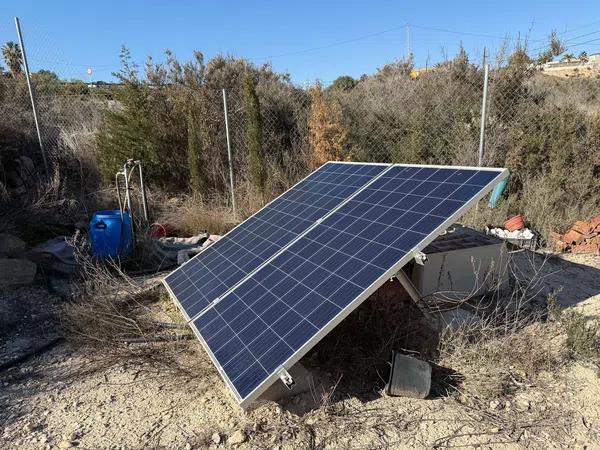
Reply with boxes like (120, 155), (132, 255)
(15, 17), (49, 178)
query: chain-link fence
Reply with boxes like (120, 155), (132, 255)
(2, 19), (599, 236)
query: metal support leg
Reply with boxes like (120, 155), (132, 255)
(395, 269), (435, 322)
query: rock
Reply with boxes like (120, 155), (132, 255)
(211, 433), (221, 445)
(516, 398), (531, 411)
(0, 234), (26, 257)
(67, 431), (79, 441)
(184, 443), (192, 450)
(489, 400), (501, 410)
(0, 258), (36, 286)
(228, 430), (247, 445)
(57, 441), (73, 449)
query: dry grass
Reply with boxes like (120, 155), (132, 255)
(159, 194), (236, 237)
(61, 238), (196, 375)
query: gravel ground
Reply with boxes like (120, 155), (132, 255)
(0, 252), (599, 449)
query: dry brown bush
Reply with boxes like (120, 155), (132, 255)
(163, 194), (236, 236)
(308, 83), (347, 168)
(61, 240), (198, 375)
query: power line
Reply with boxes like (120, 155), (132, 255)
(563, 29), (600, 43)
(248, 24), (408, 61)
(566, 36), (600, 49)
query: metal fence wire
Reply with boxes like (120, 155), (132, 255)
(3, 18), (600, 224)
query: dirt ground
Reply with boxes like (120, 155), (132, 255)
(1, 251), (599, 449)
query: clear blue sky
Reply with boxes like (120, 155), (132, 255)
(2, 1), (600, 83)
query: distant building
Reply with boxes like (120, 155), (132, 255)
(541, 53), (600, 78)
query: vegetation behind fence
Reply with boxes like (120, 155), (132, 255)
(1, 34), (599, 239)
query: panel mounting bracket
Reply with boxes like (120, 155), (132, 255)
(277, 367), (295, 390)
(413, 251), (427, 266)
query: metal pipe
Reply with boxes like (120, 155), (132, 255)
(115, 172), (125, 221)
(395, 269), (435, 322)
(137, 160), (149, 222)
(123, 162), (135, 244)
(222, 89), (237, 220)
(15, 17), (49, 178)
(478, 62), (489, 167)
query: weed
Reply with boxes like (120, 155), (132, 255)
(562, 310), (600, 361)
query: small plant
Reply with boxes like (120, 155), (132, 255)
(547, 289), (562, 321)
(563, 310), (600, 361)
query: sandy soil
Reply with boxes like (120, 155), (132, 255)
(1, 252), (599, 449)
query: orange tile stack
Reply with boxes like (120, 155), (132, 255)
(550, 216), (600, 254)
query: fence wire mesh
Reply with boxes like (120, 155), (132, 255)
(2, 19), (599, 236)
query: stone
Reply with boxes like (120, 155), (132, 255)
(67, 431), (79, 441)
(489, 400), (501, 410)
(228, 430), (247, 445)
(211, 433), (221, 445)
(516, 398), (531, 411)
(0, 258), (36, 286)
(57, 441), (73, 449)
(0, 234), (26, 257)
(184, 443), (192, 450)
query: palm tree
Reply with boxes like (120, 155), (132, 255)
(2, 41), (23, 78)
(561, 53), (575, 62)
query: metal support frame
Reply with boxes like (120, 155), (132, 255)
(222, 89), (238, 220)
(413, 251), (427, 266)
(15, 17), (49, 178)
(277, 367), (295, 390)
(395, 269), (435, 322)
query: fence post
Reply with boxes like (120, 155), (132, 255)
(478, 62), (489, 166)
(222, 89), (237, 219)
(15, 17), (49, 178)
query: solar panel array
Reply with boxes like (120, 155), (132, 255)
(164, 162), (387, 320)
(164, 162), (508, 406)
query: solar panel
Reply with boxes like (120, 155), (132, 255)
(163, 162), (388, 320)
(168, 162), (508, 407)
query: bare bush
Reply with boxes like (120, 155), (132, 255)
(61, 239), (196, 373)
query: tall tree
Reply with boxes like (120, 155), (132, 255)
(2, 41), (23, 78)
(243, 73), (266, 200)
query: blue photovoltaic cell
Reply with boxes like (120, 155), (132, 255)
(164, 162), (387, 319)
(191, 164), (505, 403)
